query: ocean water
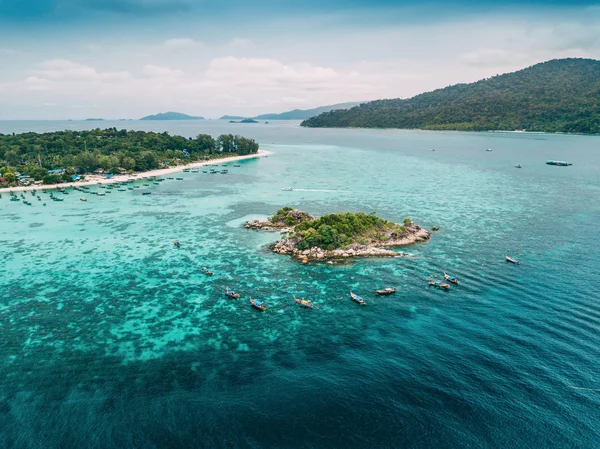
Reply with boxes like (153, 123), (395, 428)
(1, 120), (599, 448)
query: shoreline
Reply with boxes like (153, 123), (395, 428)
(0, 150), (268, 193)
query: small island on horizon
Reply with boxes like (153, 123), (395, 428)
(140, 111), (205, 121)
(246, 207), (430, 262)
(229, 118), (259, 124)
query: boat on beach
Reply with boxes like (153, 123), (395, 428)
(505, 255), (520, 264)
(428, 280), (450, 289)
(225, 287), (240, 299)
(350, 291), (366, 305)
(250, 297), (266, 311)
(375, 287), (396, 295)
(443, 272), (459, 284)
(294, 297), (316, 308)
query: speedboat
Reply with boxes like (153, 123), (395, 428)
(282, 187), (293, 191)
(80, 197), (87, 201)
(486, 148), (492, 152)
(505, 255), (520, 264)
(515, 164), (522, 168)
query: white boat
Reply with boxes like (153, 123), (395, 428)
(486, 148), (493, 152)
(80, 197), (87, 201)
(515, 164), (522, 168)
(282, 187), (293, 191)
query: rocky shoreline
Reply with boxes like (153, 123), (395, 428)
(245, 212), (430, 262)
(270, 224), (429, 262)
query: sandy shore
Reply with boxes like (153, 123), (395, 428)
(0, 150), (268, 193)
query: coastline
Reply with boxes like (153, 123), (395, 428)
(0, 150), (268, 193)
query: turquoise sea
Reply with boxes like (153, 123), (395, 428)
(1, 120), (599, 448)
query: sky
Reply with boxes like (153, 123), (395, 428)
(0, 0), (599, 119)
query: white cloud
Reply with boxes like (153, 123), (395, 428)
(142, 64), (185, 78)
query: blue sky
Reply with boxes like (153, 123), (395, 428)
(0, 0), (599, 119)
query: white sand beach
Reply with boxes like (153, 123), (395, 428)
(0, 150), (268, 193)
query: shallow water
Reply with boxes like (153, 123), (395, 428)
(1, 121), (599, 447)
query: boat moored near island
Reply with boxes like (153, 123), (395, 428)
(294, 297), (316, 308)
(350, 291), (366, 305)
(443, 272), (459, 284)
(506, 255), (520, 264)
(225, 287), (240, 299)
(250, 297), (266, 311)
(428, 280), (450, 289)
(375, 287), (396, 295)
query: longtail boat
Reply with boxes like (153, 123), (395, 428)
(350, 291), (366, 305)
(443, 272), (459, 284)
(225, 287), (240, 299)
(201, 267), (214, 276)
(428, 280), (450, 289)
(505, 255), (520, 264)
(375, 287), (396, 295)
(250, 297), (266, 311)
(173, 240), (181, 248)
(294, 297), (316, 308)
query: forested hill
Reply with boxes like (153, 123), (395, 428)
(301, 58), (600, 134)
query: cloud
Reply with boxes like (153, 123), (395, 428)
(206, 57), (339, 87)
(142, 64), (185, 78)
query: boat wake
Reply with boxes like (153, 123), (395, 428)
(291, 188), (350, 193)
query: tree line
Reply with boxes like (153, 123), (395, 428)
(0, 128), (259, 185)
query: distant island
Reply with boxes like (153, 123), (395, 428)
(85, 118), (105, 121)
(302, 58), (600, 134)
(245, 207), (429, 261)
(220, 115), (247, 120)
(230, 118), (259, 124)
(140, 111), (205, 121)
(219, 102), (361, 121)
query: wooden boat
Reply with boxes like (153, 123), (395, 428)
(546, 160), (572, 166)
(294, 297), (316, 308)
(428, 280), (450, 289)
(176, 178), (184, 180)
(350, 291), (366, 305)
(142, 192), (151, 195)
(443, 272), (459, 284)
(173, 240), (181, 248)
(201, 267), (214, 276)
(250, 297), (266, 311)
(505, 255), (520, 264)
(225, 287), (240, 299)
(375, 287), (396, 295)
(233, 164), (240, 167)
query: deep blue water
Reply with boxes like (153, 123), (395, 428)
(1, 121), (599, 448)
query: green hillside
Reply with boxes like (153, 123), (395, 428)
(301, 58), (600, 134)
